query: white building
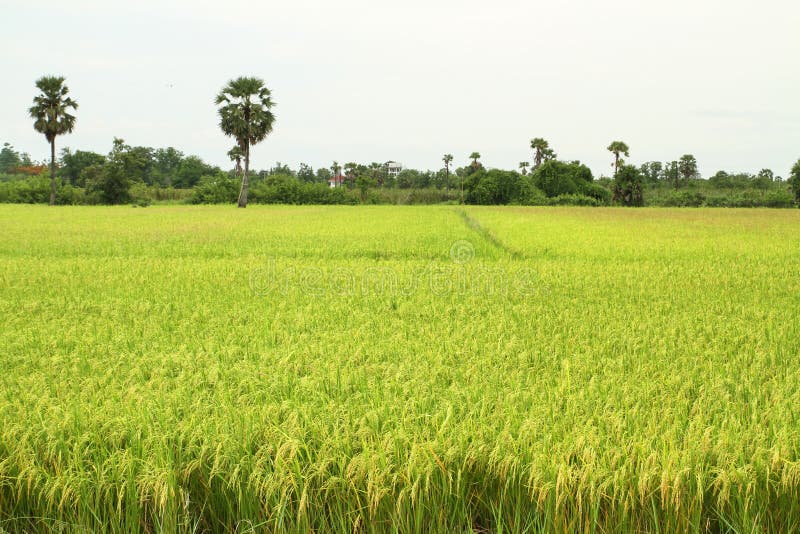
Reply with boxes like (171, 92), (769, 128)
(385, 161), (402, 178)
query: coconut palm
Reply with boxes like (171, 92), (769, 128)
(442, 154), (453, 192)
(29, 76), (78, 205)
(215, 77), (276, 207)
(607, 141), (630, 176)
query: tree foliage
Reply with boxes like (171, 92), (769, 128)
(530, 138), (555, 168)
(607, 141), (630, 176)
(613, 164), (644, 206)
(29, 75), (78, 205)
(678, 155), (699, 182)
(60, 148), (106, 186)
(789, 159), (800, 205)
(216, 77), (276, 207)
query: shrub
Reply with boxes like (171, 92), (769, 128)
(189, 174), (240, 204)
(763, 189), (795, 208)
(660, 191), (706, 207)
(531, 160), (594, 198)
(548, 194), (600, 206)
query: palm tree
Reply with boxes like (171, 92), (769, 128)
(442, 154), (453, 192)
(227, 145), (243, 176)
(469, 152), (481, 167)
(29, 76), (78, 206)
(519, 161), (530, 176)
(607, 141), (630, 176)
(215, 77), (276, 208)
(530, 138), (555, 169)
(330, 161), (341, 187)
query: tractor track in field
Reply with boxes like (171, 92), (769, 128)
(455, 209), (526, 260)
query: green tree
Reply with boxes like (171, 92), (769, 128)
(153, 147), (184, 186)
(174, 156), (217, 188)
(356, 175), (376, 201)
(86, 138), (134, 204)
(268, 162), (293, 176)
(227, 145), (243, 176)
(530, 138), (555, 168)
(215, 77), (276, 207)
(316, 167), (332, 183)
(126, 146), (155, 184)
(753, 168), (774, 189)
(60, 148), (105, 186)
(531, 160), (596, 198)
(0, 143), (22, 173)
(787, 159), (800, 205)
(678, 154), (699, 183)
(664, 161), (680, 187)
(607, 141), (629, 176)
(442, 154), (453, 192)
(297, 163), (314, 183)
(519, 161), (530, 176)
(469, 152), (481, 167)
(639, 161), (663, 183)
(709, 170), (732, 188)
(29, 75), (78, 205)
(344, 162), (358, 184)
(612, 164), (643, 206)
(465, 169), (523, 205)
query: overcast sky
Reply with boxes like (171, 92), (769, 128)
(2, 0), (799, 177)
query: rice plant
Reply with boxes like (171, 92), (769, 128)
(0, 205), (799, 532)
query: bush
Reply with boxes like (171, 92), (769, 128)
(56, 184), (90, 205)
(365, 188), (460, 205)
(189, 174), (239, 204)
(660, 191), (706, 207)
(763, 189), (795, 208)
(245, 175), (358, 205)
(0, 176), (51, 203)
(612, 165), (644, 206)
(548, 194), (600, 206)
(531, 160), (594, 198)
(465, 170), (525, 205)
(582, 182), (612, 204)
(517, 179), (548, 205)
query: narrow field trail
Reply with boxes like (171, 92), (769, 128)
(454, 208), (526, 260)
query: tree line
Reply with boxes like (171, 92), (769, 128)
(7, 75), (800, 208)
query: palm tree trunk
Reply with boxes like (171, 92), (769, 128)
(445, 167), (449, 192)
(238, 144), (249, 208)
(49, 139), (56, 206)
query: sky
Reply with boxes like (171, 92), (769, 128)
(2, 0), (799, 178)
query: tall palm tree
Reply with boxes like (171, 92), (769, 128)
(442, 154), (453, 192)
(29, 76), (78, 205)
(607, 141), (630, 176)
(227, 145), (243, 176)
(530, 138), (555, 169)
(519, 161), (530, 176)
(215, 77), (276, 208)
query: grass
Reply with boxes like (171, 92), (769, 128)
(0, 204), (799, 532)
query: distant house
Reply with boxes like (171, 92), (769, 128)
(386, 161), (402, 178)
(328, 174), (346, 188)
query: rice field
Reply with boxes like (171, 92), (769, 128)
(1, 204), (799, 533)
